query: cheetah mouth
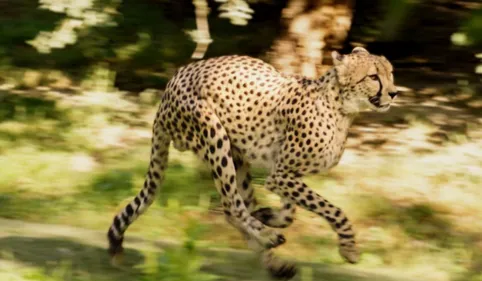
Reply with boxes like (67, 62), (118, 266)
(368, 96), (381, 107)
(368, 97), (390, 112)
(377, 104), (390, 111)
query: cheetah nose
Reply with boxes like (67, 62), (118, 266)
(388, 91), (398, 99)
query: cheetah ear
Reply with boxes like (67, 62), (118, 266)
(332, 51), (349, 85)
(352, 47), (369, 54)
(331, 51), (344, 66)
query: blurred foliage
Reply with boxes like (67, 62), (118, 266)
(453, 5), (482, 46)
(28, 0), (120, 54)
(139, 220), (219, 281)
(0, 0), (479, 92)
(216, 0), (254, 26)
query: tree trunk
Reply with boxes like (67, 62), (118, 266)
(267, 0), (354, 78)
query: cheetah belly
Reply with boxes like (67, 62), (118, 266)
(222, 113), (284, 170)
(244, 131), (284, 170)
(317, 135), (349, 171)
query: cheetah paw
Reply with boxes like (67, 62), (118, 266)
(258, 228), (286, 249)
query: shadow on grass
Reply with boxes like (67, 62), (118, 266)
(0, 237), (144, 281)
(0, 235), (417, 281)
(0, 91), (63, 121)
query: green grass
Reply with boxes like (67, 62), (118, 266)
(0, 87), (481, 281)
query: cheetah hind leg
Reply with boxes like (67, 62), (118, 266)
(107, 134), (170, 265)
(251, 198), (296, 228)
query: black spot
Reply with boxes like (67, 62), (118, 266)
(292, 191), (300, 197)
(338, 233), (354, 239)
(336, 218), (348, 228)
(217, 139), (223, 149)
(242, 180), (249, 190)
(125, 205), (134, 216)
(319, 201), (325, 207)
(114, 216), (121, 230)
(209, 145), (215, 154)
(221, 157), (228, 167)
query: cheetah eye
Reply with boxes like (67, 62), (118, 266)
(368, 74), (378, 81)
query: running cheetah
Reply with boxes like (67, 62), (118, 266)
(107, 47), (398, 279)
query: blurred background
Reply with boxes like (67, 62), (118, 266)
(0, 0), (481, 281)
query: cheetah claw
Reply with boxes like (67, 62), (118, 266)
(267, 233), (286, 249)
(257, 228), (286, 249)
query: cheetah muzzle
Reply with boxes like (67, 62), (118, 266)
(106, 46), (398, 279)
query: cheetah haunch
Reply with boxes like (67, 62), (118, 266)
(107, 47), (398, 279)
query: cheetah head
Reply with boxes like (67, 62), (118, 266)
(332, 47), (398, 114)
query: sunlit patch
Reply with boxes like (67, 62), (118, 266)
(70, 153), (97, 172)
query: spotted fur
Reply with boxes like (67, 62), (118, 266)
(107, 47), (397, 279)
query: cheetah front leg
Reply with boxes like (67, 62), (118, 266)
(251, 169), (296, 228)
(232, 156), (297, 279)
(266, 172), (360, 264)
(232, 153), (297, 229)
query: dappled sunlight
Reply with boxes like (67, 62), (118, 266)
(70, 153), (97, 172)
(331, 140), (482, 235)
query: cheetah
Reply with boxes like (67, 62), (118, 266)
(107, 47), (398, 279)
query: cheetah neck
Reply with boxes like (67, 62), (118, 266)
(315, 68), (356, 127)
(312, 69), (356, 148)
